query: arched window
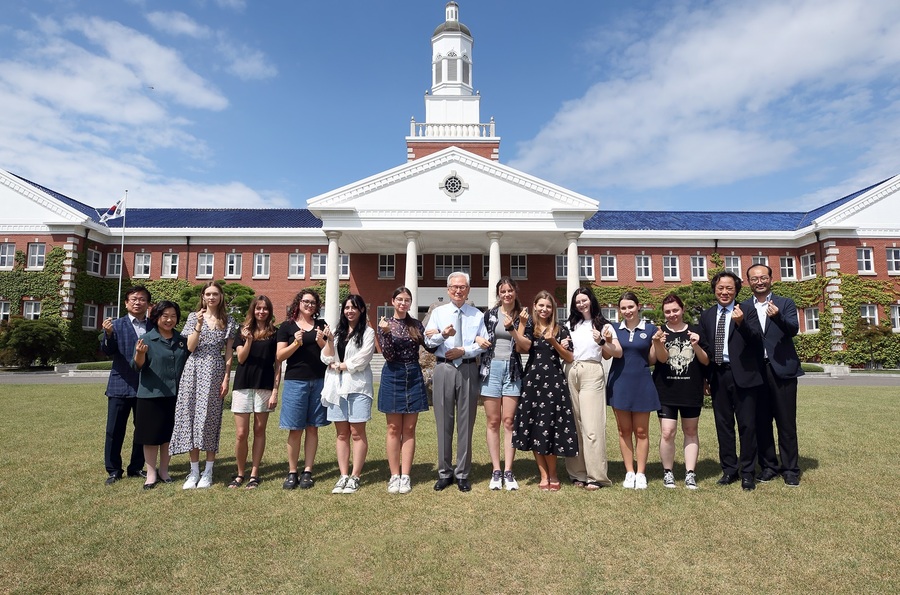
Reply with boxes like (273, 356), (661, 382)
(447, 51), (458, 81)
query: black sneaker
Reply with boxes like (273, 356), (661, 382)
(298, 471), (314, 489)
(757, 468), (780, 483)
(783, 472), (800, 487)
(283, 472), (299, 490)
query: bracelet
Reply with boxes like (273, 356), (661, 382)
(195, 326), (202, 332)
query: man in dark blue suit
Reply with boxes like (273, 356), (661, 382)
(743, 264), (803, 487)
(100, 285), (151, 485)
(699, 271), (763, 491)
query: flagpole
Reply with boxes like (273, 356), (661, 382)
(116, 190), (127, 317)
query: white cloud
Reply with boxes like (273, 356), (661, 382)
(145, 11), (211, 39)
(511, 0), (900, 196)
(216, 36), (278, 80)
(214, 0), (246, 11)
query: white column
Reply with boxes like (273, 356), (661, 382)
(404, 231), (420, 318)
(324, 231), (342, 327)
(487, 231), (502, 306)
(565, 232), (581, 307)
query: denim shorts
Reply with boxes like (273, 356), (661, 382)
(327, 392), (373, 423)
(279, 378), (330, 429)
(480, 359), (521, 398)
(377, 361), (428, 414)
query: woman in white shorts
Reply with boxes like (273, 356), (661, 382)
(230, 295), (280, 489)
(321, 294), (376, 494)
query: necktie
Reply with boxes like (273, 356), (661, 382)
(455, 308), (464, 365)
(714, 307), (726, 365)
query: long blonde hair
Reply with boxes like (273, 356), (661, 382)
(532, 290), (559, 339)
(199, 281), (227, 329)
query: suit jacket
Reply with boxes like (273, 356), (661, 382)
(699, 302), (764, 389)
(101, 316), (144, 397)
(740, 295), (804, 380)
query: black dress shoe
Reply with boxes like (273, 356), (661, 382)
(433, 477), (454, 491)
(717, 473), (739, 485)
(457, 478), (471, 492)
(127, 470), (147, 479)
(741, 478), (756, 491)
(783, 472), (800, 487)
(105, 473), (121, 486)
(142, 481), (159, 491)
(757, 468), (780, 483)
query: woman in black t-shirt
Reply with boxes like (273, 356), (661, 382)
(651, 294), (710, 490)
(229, 295), (280, 489)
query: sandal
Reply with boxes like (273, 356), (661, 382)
(245, 476), (261, 490)
(539, 481), (551, 491)
(228, 475), (245, 489)
(548, 481), (561, 492)
(571, 479), (586, 488)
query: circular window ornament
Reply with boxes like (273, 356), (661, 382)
(439, 171), (468, 200)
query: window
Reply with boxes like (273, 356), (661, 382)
(0, 243), (15, 269)
(556, 255), (595, 280)
(0, 301), (9, 321)
(663, 255), (679, 280)
(780, 256), (796, 280)
(86, 249), (102, 275)
(509, 254), (527, 279)
(161, 253), (179, 278)
(635, 255), (652, 281)
(133, 253), (151, 278)
(223, 253), (239, 278)
(448, 56), (458, 81)
(557, 307), (568, 323)
(379, 254), (395, 279)
(804, 307), (820, 332)
(434, 59), (442, 84)
(253, 254), (270, 279)
(482, 255), (490, 280)
(800, 253), (817, 278)
(82, 304), (98, 329)
(23, 300), (41, 320)
(891, 305), (900, 331)
(690, 255), (707, 280)
(724, 256), (742, 277)
(752, 255), (769, 266)
(311, 253), (350, 279)
(376, 305), (392, 322)
(289, 254), (306, 278)
(887, 248), (900, 275)
(103, 305), (118, 321)
(462, 58), (470, 85)
(860, 304), (878, 326)
(857, 247), (874, 274)
(417, 254), (423, 279)
(198, 253), (215, 279)
(601, 307), (618, 323)
(27, 243), (45, 269)
(435, 254), (470, 279)
(600, 255), (617, 280)
(106, 253), (122, 277)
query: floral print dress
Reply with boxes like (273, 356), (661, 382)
(169, 312), (237, 455)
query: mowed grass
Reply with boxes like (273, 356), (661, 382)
(0, 383), (898, 594)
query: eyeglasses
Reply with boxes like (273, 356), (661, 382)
(749, 276), (771, 283)
(449, 285), (469, 292)
(300, 299), (317, 306)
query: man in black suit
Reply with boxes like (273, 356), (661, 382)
(700, 271), (763, 491)
(100, 286), (151, 485)
(743, 264), (803, 487)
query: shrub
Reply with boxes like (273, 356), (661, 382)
(0, 317), (68, 366)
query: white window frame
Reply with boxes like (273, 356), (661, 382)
(310, 253), (350, 280)
(106, 253), (122, 277)
(27, 243), (45, 270)
(509, 254), (527, 279)
(253, 253), (270, 279)
(289, 253), (306, 279)
(103, 305), (118, 321)
(435, 254), (470, 279)
(751, 255), (769, 267)
(23, 300), (41, 320)
(780, 256), (796, 280)
(887, 248), (900, 275)
(133, 253), (151, 278)
(82, 304), (98, 329)
(860, 304), (878, 326)
(804, 307), (820, 332)
(86, 249), (102, 276)
(601, 307), (618, 323)
(891, 305), (900, 332)
(663, 255), (679, 281)
(481, 255), (490, 280)
(724, 256), (742, 277)
(379, 254), (396, 279)
(800, 253), (817, 279)
(223, 253), (239, 279)
(635, 255), (652, 281)
(376, 305), (392, 322)
(856, 247), (874, 274)
(161, 253), (179, 279)
(600, 255), (617, 281)
(578, 255), (595, 280)
(0, 301), (10, 321)
(690, 255), (707, 281)
(417, 254), (424, 279)
(0, 243), (14, 270)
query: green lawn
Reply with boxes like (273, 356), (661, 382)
(0, 384), (897, 594)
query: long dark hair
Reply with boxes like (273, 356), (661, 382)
(336, 294), (368, 350)
(391, 286), (421, 343)
(242, 295), (276, 340)
(287, 289), (321, 321)
(567, 286), (610, 331)
(494, 276), (522, 321)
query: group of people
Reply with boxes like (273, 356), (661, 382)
(102, 264), (802, 493)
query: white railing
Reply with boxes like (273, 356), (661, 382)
(409, 118), (496, 138)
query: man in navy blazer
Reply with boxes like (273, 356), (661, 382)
(743, 264), (803, 487)
(100, 285), (151, 485)
(699, 271), (763, 491)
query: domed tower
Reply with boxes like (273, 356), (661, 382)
(406, 2), (500, 161)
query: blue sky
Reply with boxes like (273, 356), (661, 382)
(1, 0), (899, 213)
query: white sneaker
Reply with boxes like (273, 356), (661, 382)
(663, 470), (676, 488)
(489, 470), (503, 490)
(332, 475), (349, 494)
(685, 471), (698, 490)
(634, 473), (648, 490)
(503, 471), (519, 491)
(398, 474), (412, 494)
(197, 470), (213, 489)
(342, 476), (360, 494)
(387, 474), (401, 494)
(182, 470), (200, 490)
(622, 471), (636, 489)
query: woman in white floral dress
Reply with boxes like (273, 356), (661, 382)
(170, 282), (237, 489)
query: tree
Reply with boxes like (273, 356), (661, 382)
(0, 317), (68, 366)
(177, 281), (257, 324)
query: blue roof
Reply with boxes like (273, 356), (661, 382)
(14, 174), (101, 220)
(103, 208), (322, 229)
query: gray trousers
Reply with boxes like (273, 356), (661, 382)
(432, 361), (480, 479)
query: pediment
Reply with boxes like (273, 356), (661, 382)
(814, 174), (900, 234)
(0, 169), (93, 227)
